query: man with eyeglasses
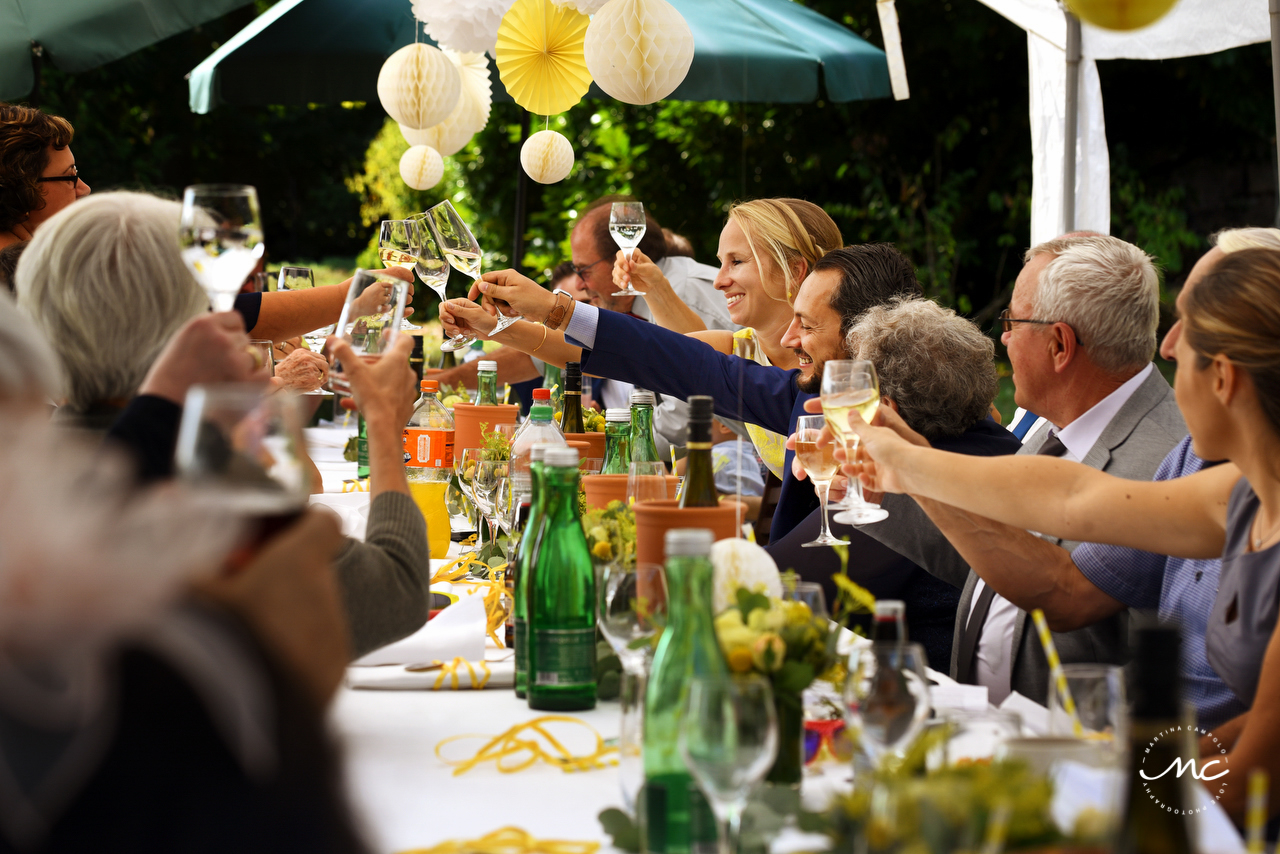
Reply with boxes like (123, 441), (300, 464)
(851, 232), (1185, 707)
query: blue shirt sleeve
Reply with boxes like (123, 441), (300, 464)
(564, 302), (599, 349)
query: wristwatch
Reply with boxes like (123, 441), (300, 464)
(544, 288), (572, 331)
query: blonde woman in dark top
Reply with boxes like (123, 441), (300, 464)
(841, 245), (1280, 823)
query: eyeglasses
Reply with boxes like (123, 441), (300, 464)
(37, 170), (81, 184)
(572, 258), (608, 283)
(998, 309), (1084, 345)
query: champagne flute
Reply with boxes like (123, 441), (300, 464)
(174, 384), (309, 573)
(379, 219), (422, 330)
(821, 359), (889, 525)
(609, 202), (647, 296)
(328, 269), (408, 400)
(794, 414), (849, 547)
(627, 460), (668, 506)
(679, 675), (779, 854)
(178, 184), (265, 312)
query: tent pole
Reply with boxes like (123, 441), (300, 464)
(1271, 0), (1280, 225)
(1063, 12), (1081, 234)
(512, 112), (532, 274)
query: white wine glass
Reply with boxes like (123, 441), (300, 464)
(408, 211), (450, 301)
(178, 184), (265, 312)
(821, 359), (889, 525)
(426, 200), (523, 350)
(679, 675), (779, 854)
(278, 267), (331, 354)
(610, 201), (647, 296)
(626, 460), (668, 506)
(845, 641), (932, 774)
(379, 219), (422, 331)
(328, 269), (408, 400)
(795, 414), (848, 547)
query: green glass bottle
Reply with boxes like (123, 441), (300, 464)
(542, 361), (562, 393)
(601, 408), (632, 475)
(679, 396), (718, 508)
(560, 361), (585, 434)
(513, 444), (552, 700)
(476, 359), (500, 405)
(1116, 621), (1194, 854)
(357, 412), (370, 479)
(526, 446), (597, 711)
(642, 528), (724, 854)
(630, 389), (661, 464)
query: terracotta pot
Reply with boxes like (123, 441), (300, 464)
(566, 440), (590, 468)
(633, 499), (746, 567)
(582, 473), (678, 513)
(563, 431), (606, 462)
(452, 402), (519, 456)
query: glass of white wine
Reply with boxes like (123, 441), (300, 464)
(379, 220), (422, 331)
(794, 414), (848, 547)
(328, 268), (408, 400)
(821, 359), (889, 525)
(407, 211), (450, 301)
(426, 200), (523, 350)
(178, 184), (265, 312)
(609, 201), (647, 296)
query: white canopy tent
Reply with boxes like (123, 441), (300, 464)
(976, 0), (1272, 246)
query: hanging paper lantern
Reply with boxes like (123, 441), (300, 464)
(520, 130), (574, 184)
(549, 0), (610, 12)
(583, 0), (694, 105)
(1064, 0), (1178, 30)
(400, 145), (445, 190)
(496, 0), (592, 116)
(398, 51), (494, 156)
(377, 43), (462, 130)
(411, 0), (515, 55)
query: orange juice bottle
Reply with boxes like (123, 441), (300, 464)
(403, 379), (455, 559)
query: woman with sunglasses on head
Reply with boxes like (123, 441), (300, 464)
(843, 246), (1280, 823)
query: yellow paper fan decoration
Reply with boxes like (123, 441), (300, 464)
(495, 0), (592, 116)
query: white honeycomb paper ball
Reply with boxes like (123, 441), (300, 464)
(584, 0), (694, 105)
(550, 0), (610, 12)
(400, 145), (445, 190)
(411, 0), (514, 55)
(398, 50), (494, 156)
(520, 130), (574, 184)
(377, 43), (461, 130)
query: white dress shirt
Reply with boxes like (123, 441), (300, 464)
(969, 364), (1154, 704)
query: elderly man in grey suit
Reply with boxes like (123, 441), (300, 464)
(852, 233), (1186, 706)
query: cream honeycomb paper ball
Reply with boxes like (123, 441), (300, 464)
(520, 130), (574, 184)
(377, 43), (462, 130)
(411, 0), (515, 55)
(584, 0), (694, 105)
(400, 145), (445, 190)
(549, 0), (610, 12)
(398, 51), (493, 156)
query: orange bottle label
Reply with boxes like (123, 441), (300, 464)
(403, 428), (455, 468)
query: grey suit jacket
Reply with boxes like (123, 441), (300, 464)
(859, 367), (1187, 704)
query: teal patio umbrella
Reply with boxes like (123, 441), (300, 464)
(188, 0), (891, 113)
(1, 0), (253, 103)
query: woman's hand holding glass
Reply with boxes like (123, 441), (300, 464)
(439, 297), (499, 340)
(471, 269), (562, 324)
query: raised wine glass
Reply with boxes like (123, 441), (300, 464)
(821, 359), (889, 525)
(327, 269), (408, 400)
(426, 200), (523, 351)
(378, 219), (422, 330)
(609, 201), (647, 296)
(408, 211), (450, 300)
(794, 414), (849, 547)
(178, 184), (265, 312)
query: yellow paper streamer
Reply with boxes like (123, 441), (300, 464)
(397, 826), (600, 854)
(341, 478), (370, 493)
(436, 716), (618, 776)
(1030, 609), (1083, 737)
(430, 556), (510, 647)
(431, 656), (493, 690)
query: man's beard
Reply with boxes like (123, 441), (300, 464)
(797, 360), (823, 394)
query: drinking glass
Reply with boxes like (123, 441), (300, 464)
(328, 269), (408, 399)
(942, 709), (1022, 766)
(426, 200), (523, 350)
(408, 211), (450, 300)
(609, 202), (647, 296)
(627, 460), (668, 506)
(379, 219), (422, 330)
(821, 359), (889, 525)
(794, 414), (848, 547)
(174, 384), (309, 573)
(581, 457), (604, 475)
(783, 579), (829, 621)
(178, 184), (265, 312)
(250, 271), (275, 293)
(1048, 664), (1128, 764)
(845, 641), (932, 775)
(454, 448), (482, 552)
(679, 675), (779, 854)
(471, 459), (507, 545)
(278, 265), (315, 292)
(248, 339), (274, 378)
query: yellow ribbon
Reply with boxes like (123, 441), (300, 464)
(397, 826), (599, 854)
(432, 656), (493, 690)
(436, 716), (618, 776)
(341, 478), (370, 493)
(430, 556), (511, 647)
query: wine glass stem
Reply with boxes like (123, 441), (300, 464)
(210, 291), (237, 313)
(815, 478), (834, 539)
(845, 439), (867, 508)
(724, 809), (743, 854)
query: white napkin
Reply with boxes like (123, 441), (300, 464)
(346, 649), (515, 690)
(308, 491), (371, 540)
(999, 691), (1051, 736)
(926, 667), (990, 712)
(352, 590), (487, 667)
(306, 425), (356, 448)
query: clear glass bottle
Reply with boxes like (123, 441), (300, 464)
(514, 443), (554, 699)
(403, 379), (455, 559)
(601, 408), (632, 475)
(630, 389), (661, 464)
(511, 388), (566, 503)
(526, 446), (597, 711)
(679, 396), (718, 508)
(642, 528), (723, 854)
(476, 359), (500, 405)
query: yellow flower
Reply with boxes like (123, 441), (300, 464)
(781, 599), (813, 625)
(727, 647), (755, 673)
(751, 633), (787, 672)
(592, 540), (614, 561)
(747, 604), (786, 634)
(718, 625), (757, 652)
(714, 609), (745, 631)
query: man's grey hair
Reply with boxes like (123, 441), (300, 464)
(0, 290), (62, 402)
(1213, 227), (1280, 254)
(15, 192), (208, 411)
(848, 298), (998, 441)
(1024, 234), (1158, 375)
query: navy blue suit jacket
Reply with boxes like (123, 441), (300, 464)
(579, 309), (816, 543)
